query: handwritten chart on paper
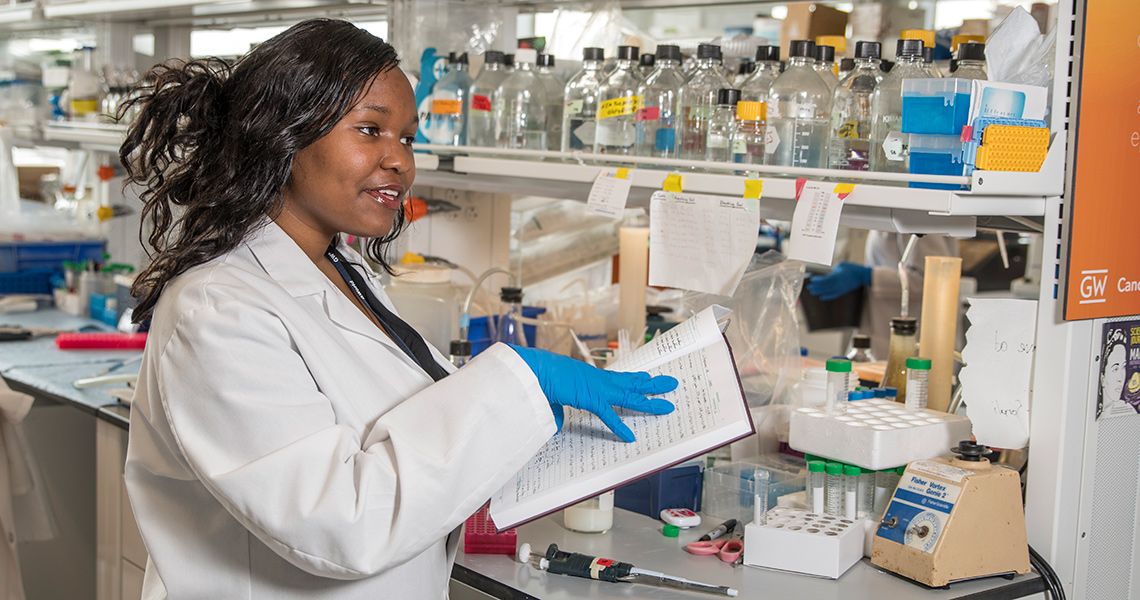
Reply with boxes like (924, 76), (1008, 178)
(586, 169), (633, 218)
(648, 191), (760, 296)
(787, 181), (846, 266)
(960, 298), (1038, 448)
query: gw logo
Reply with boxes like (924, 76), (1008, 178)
(1079, 269), (1108, 304)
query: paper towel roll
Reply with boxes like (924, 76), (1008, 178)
(618, 226), (649, 341)
(919, 256), (962, 412)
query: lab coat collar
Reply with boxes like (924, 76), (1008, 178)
(244, 220), (428, 374)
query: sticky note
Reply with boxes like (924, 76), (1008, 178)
(615, 167), (630, 180)
(663, 173), (683, 192)
(833, 183), (855, 200)
(744, 179), (763, 200)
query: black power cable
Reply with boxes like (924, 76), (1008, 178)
(1029, 545), (1066, 600)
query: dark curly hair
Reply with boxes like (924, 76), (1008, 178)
(119, 19), (403, 322)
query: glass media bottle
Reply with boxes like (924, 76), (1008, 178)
(677, 43), (731, 161)
(595, 45), (642, 155)
(427, 52), (471, 146)
(953, 42), (988, 80)
(493, 48), (547, 150)
(562, 47), (605, 152)
(467, 51), (510, 147)
(732, 100), (766, 165)
(813, 44), (839, 93)
(705, 88), (741, 162)
(536, 53), (564, 150)
(766, 40), (831, 169)
(829, 41), (882, 171)
(635, 44), (685, 159)
(870, 39), (929, 172)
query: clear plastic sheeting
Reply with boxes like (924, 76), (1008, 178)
(544, 1), (657, 61)
(387, 0), (510, 78)
(679, 251), (805, 413)
(986, 6), (1056, 87)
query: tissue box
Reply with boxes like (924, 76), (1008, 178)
(902, 78), (974, 136)
(908, 134), (966, 190)
(743, 507), (864, 578)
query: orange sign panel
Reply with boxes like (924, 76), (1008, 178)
(1064, 0), (1140, 320)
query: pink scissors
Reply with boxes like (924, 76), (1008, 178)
(684, 536), (744, 564)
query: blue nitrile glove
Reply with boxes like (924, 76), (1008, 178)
(510, 345), (677, 443)
(807, 262), (873, 301)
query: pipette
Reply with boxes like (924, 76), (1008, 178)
(517, 543), (739, 597)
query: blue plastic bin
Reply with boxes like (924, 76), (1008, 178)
(615, 464), (703, 518)
(901, 78), (973, 136)
(0, 269), (55, 295)
(468, 306), (548, 356)
(0, 240), (106, 273)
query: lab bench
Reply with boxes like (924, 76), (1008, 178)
(0, 309), (1044, 600)
(451, 509), (1044, 600)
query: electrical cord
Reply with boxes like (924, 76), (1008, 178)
(1028, 544), (1065, 600)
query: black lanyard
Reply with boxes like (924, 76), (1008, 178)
(325, 245), (450, 382)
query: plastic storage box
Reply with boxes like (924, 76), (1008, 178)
(0, 269), (55, 295)
(901, 78), (973, 136)
(702, 458), (805, 524)
(614, 463), (703, 518)
(908, 134), (966, 190)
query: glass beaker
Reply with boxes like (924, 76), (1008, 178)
(881, 317), (918, 402)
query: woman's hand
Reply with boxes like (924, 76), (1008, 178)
(510, 345), (677, 442)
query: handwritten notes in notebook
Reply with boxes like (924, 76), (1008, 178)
(960, 298), (1038, 448)
(490, 305), (752, 530)
(648, 191), (760, 297)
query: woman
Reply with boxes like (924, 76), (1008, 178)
(120, 20), (676, 599)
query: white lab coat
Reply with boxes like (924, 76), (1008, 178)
(0, 379), (32, 600)
(863, 232), (960, 359)
(124, 221), (556, 599)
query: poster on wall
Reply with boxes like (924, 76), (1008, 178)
(1063, 0), (1140, 320)
(1097, 319), (1140, 420)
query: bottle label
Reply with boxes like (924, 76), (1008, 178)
(597, 95), (644, 120)
(565, 99), (584, 116)
(654, 128), (676, 152)
(836, 119), (860, 139)
(471, 94), (492, 112)
(636, 105), (661, 121)
(430, 99), (462, 115)
(732, 138), (748, 154)
(764, 125), (779, 154)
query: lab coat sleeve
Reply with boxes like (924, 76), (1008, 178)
(155, 300), (556, 580)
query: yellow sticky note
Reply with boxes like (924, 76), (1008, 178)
(615, 167), (630, 180)
(833, 183), (856, 196)
(663, 173), (683, 192)
(744, 179), (763, 199)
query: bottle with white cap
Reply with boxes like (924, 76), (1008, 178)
(493, 48), (547, 150)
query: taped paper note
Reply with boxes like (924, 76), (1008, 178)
(585, 169), (633, 218)
(787, 180), (845, 266)
(648, 191), (760, 297)
(960, 298), (1037, 448)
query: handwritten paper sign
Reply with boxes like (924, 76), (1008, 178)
(648, 191), (760, 297)
(960, 298), (1038, 448)
(586, 168), (633, 218)
(787, 180), (847, 266)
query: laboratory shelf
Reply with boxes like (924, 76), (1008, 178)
(416, 143), (1058, 236)
(41, 121), (129, 153)
(39, 0), (387, 25)
(0, 1), (38, 24)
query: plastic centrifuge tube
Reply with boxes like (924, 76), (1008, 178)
(858, 467), (876, 518)
(904, 356), (932, 410)
(874, 467), (902, 514)
(825, 358), (852, 414)
(824, 462), (843, 516)
(807, 460), (825, 514)
(843, 465), (860, 520)
(752, 468), (771, 525)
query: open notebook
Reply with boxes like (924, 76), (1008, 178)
(490, 305), (754, 531)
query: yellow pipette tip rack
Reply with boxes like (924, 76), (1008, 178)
(976, 125), (1049, 172)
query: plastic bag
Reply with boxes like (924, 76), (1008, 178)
(678, 251), (805, 410)
(986, 6), (1056, 87)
